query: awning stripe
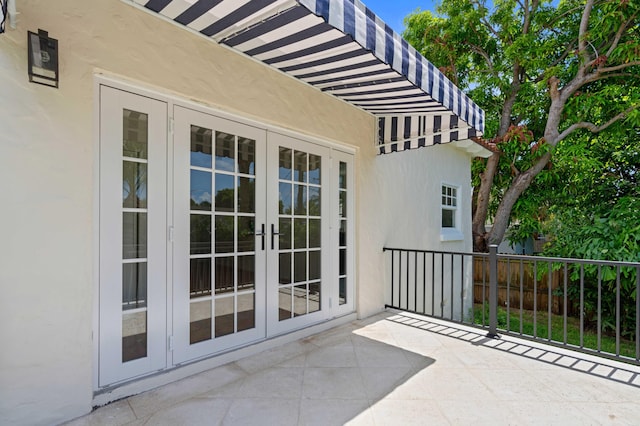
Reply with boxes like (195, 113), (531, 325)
(306, 67), (392, 85)
(279, 49), (370, 72)
(263, 34), (352, 64)
(176, 0), (224, 25)
(224, 6), (308, 47)
(294, 59), (380, 78)
(244, 23), (329, 56)
(202, 0), (278, 36)
(135, 0), (485, 155)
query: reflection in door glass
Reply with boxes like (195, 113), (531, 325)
(189, 125), (258, 345)
(190, 125), (212, 168)
(190, 215), (212, 255)
(123, 263), (147, 310)
(190, 258), (211, 298)
(215, 296), (234, 337)
(237, 293), (255, 332)
(215, 174), (234, 212)
(123, 212), (148, 259)
(121, 108), (149, 363)
(215, 256), (234, 294)
(279, 147), (292, 180)
(338, 161), (348, 305)
(122, 162), (147, 208)
(122, 311), (147, 362)
(123, 109), (148, 159)
(238, 138), (255, 175)
(190, 300), (212, 344)
(215, 132), (235, 172)
(294, 151), (307, 183)
(278, 146), (322, 321)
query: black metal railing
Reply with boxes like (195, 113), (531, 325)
(384, 245), (640, 366)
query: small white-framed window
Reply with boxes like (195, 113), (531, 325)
(441, 183), (463, 241)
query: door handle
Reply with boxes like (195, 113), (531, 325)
(271, 224), (280, 250)
(255, 224), (265, 250)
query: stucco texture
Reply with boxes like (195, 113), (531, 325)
(0, 1), (473, 424)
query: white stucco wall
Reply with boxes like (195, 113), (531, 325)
(359, 145), (473, 315)
(0, 1), (476, 424)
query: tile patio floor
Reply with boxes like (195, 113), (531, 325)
(66, 311), (640, 425)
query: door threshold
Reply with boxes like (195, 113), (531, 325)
(93, 312), (356, 407)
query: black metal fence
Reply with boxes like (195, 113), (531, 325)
(384, 245), (640, 366)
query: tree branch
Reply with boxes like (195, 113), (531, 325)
(468, 44), (497, 77)
(556, 105), (638, 143)
(597, 61), (640, 74)
(577, 0), (595, 69)
(605, 11), (639, 58)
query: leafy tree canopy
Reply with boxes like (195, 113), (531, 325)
(403, 0), (640, 253)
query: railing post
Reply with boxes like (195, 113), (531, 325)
(487, 244), (500, 338)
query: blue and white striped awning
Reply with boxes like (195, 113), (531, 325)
(132, 0), (485, 155)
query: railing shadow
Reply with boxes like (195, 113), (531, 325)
(386, 309), (640, 389)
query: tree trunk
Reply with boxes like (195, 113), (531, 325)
(472, 153), (500, 252)
(486, 152), (552, 247)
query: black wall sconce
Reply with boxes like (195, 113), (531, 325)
(28, 29), (59, 88)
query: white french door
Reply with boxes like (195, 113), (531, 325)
(172, 106), (268, 363)
(266, 134), (332, 335)
(98, 86), (168, 386)
(99, 86), (354, 386)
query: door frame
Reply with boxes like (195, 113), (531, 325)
(93, 74), (357, 391)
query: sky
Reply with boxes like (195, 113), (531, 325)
(361, 0), (441, 34)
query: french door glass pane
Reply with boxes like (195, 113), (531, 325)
(121, 108), (149, 363)
(190, 215), (212, 255)
(123, 109), (148, 159)
(123, 263), (147, 310)
(190, 125), (212, 168)
(190, 170), (212, 211)
(122, 311), (147, 362)
(238, 138), (255, 175)
(215, 297), (234, 337)
(122, 162), (147, 208)
(278, 147), (322, 321)
(237, 293), (255, 332)
(215, 256), (234, 294)
(237, 255), (255, 290)
(215, 132), (235, 172)
(190, 300), (211, 344)
(190, 258), (211, 298)
(215, 174), (234, 212)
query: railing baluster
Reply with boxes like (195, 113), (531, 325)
(616, 265), (621, 357)
(391, 250), (395, 307)
(433, 253), (437, 316)
(461, 254), (465, 323)
(507, 259), (511, 332)
(520, 259), (524, 335)
(534, 260), (538, 339)
(414, 251), (418, 312)
(450, 253), (454, 320)
(421, 255), (425, 315)
(597, 265), (601, 352)
(405, 250), (409, 310)
(548, 262), (552, 342)
(563, 262), (567, 345)
(440, 252), (444, 319)
(488, 245), (498, 337)
(636, 266), (640, 362)
(580, 264), (584, 349)
(482, 255), (487, 326)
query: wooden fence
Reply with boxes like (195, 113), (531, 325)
(473, 256), (578, 315)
